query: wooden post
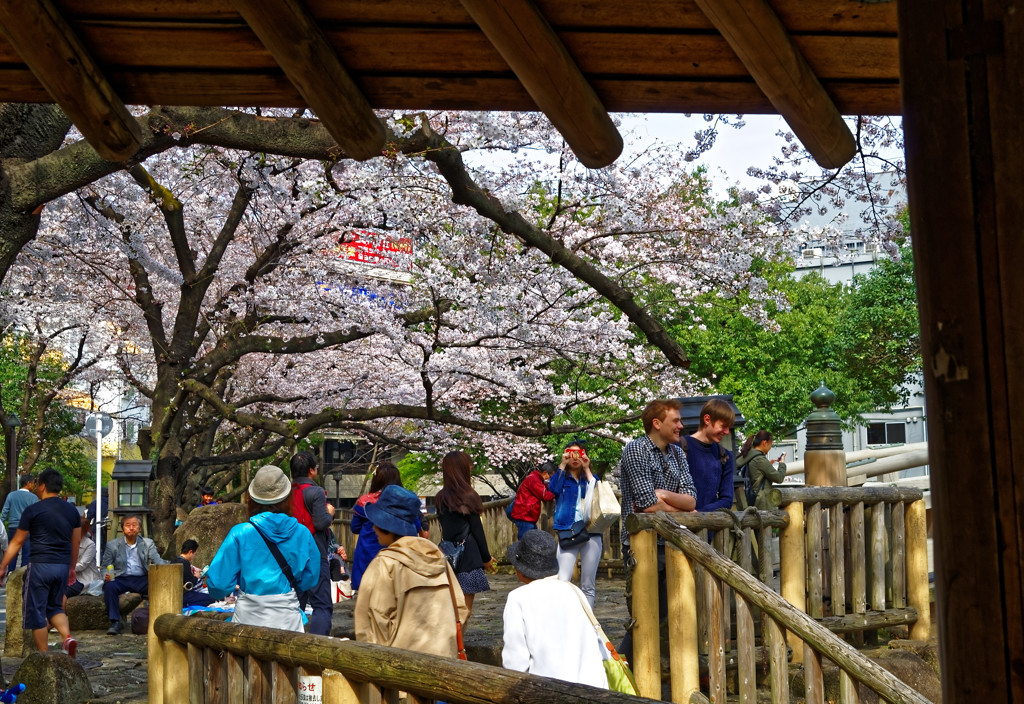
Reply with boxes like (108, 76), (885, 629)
(188, 643), (204, 703)
(804, 647), (824, 704)
(840, 670), (861, 704)
(767, 618), (789, 704)
(322, 669), (369, 704)
(245, 656), (271, 704)
(666, 544), (700, 702)
(735, 528), (756, 704)
(829, 503), (846, 617)
(780, 501), (806, 662)
(806, 502), (824, 619)
(148, 562), (184, 704)
(850, 502), (867, 615)
(207, 645), (228, 704)
(905, 499), (930, 641)
(705, 572), (726, 704)
(870, 503), (887, 610)
(631, 528), (661, 699)
(892, 502), (906, 609)
(226, 653), (244, 704)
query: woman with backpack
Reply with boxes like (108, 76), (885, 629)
(436, 451), (495, 624)
(350, 462), (423, 590)
(736, 430), (788, 509)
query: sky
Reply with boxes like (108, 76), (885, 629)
(620, 113), (791, 191)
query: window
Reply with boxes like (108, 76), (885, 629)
(118, 480), (146, 507)
(867, 421), (907, 445)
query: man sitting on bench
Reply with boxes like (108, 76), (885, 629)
(102, 514), (166, 635)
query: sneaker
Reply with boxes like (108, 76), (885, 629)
(62, 636), (77, 658)
(107, 620), (123, 636)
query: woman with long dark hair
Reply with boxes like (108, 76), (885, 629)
(736, 430), (787, 509)
(435, 451), (494, 623)
(350, 462), (422, 590)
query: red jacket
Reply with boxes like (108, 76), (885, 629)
(510, 470), (555, 522)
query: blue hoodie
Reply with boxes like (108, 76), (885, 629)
(206, 512), (320, 598)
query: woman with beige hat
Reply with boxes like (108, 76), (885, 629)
(206, 465), (321, 632)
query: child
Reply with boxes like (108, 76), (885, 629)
(354, 485), (468, 657)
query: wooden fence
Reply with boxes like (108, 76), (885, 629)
(145, 564), (648, 704)
(624, 491), (932, 704)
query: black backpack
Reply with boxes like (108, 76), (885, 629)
(737, 461), (757, 507)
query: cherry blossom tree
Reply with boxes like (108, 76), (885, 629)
(1, 105), (906, 546)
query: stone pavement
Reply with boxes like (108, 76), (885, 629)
(0, 571), (630, 703)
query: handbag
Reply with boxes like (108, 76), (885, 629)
(586, 480), (621, 533)
(556, 520), (590, 550)
(571, 586), (639, 695)
(439, 515), (470, 570)
(439, 539), (466, 570)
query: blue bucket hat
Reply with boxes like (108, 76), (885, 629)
(365, 485), (421, 537)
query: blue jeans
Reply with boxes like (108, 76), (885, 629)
(299, 555), (332, 636)
(513, 519), (536, 540)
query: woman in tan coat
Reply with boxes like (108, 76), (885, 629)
(354, 485), (468, 657)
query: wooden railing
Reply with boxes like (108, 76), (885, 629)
(770, 486), (930, 644)
(335, 498), (624, 568)
(145, 563), (649, 704)
(625, 506), (932, 704)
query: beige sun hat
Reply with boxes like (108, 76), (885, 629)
(248, 465), (291, 505)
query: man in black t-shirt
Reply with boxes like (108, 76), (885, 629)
(0, 468), (81, 658)
(173, 539), (215, 608)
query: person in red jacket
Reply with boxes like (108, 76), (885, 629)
(509, 461), (557, 539)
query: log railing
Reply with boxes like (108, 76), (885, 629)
(769, 486), (930, 647)
(624, 512), (933, 704)
(145, 563), (648, 704)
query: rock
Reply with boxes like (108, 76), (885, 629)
(790, 647), (941, 704)
(66, 594), (144, 631)
(3, 566), (32, 657)
(169, 502), (247, 564)
(11, 651), (92, 704)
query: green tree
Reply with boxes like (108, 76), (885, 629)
(0, 333), (93, 496)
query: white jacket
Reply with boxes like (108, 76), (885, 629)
(502, 576), (608, 688)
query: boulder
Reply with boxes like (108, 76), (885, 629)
(11, 651), (92, 704)
(66, 594), (144, 631)
(790, 646), (941, 704)
(3, 566), (32, 657)
(169, 502), (247, 564)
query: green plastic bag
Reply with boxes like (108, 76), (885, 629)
(602, 642), (640, 695)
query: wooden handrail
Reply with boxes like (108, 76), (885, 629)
(152, 614), (648, 704)
(770, 485), (924, 507)
(625, 512), (934, 704)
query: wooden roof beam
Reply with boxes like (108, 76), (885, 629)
(230, 0), (385, 161)
(692, 0), (856, 169)
(458, 0), (623, 169)
(0, 0), (141, 162)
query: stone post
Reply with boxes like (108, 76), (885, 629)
(803, 384), (847, 487)
(3, 566), (31, 657)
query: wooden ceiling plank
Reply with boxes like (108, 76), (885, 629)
(0, 0), (140, 162)
(229, 0), (385, 161)
(457, 0), (623, 168)
(691, 0), (856, 168)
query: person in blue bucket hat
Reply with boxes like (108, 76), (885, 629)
(354, 485), (468, 657)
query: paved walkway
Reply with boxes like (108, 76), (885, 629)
(0, 571), (630, 703)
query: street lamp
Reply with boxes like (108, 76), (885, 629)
(4, 413), (22, 493)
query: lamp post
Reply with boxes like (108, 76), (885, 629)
(4, 413), (21, 493)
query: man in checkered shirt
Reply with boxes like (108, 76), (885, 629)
(617, 398), (697, 663)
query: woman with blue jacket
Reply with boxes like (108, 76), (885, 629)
(207, 465), (321, 632)
(548, 442), (602, 607)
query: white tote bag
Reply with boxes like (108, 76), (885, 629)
(586, 480), (621, 533)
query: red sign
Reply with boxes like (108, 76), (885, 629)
(327, 229), (413, 272)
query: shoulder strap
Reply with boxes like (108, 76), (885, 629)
(248, 520), (301, 593)
(443, 567), (467, 659)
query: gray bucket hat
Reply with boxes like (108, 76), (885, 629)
(506, 529), (558, 579)
(248, 465), (291, 505)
